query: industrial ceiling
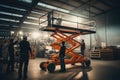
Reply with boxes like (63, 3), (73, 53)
(0, 0), (119, 31)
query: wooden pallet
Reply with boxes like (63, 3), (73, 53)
(90, 49), (101, 59)
(90, 48), (115, 60)
(100, 49), (114, 60)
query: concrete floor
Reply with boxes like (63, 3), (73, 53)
(0, 58), (120, 80)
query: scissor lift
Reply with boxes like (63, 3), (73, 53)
(39, 11), (96, 73)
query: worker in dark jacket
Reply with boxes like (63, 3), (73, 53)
(18, 36), (32, 80)
(81, 39), (85, 57)
(6, 39), (17, 72)
(59, 41), (66, 72)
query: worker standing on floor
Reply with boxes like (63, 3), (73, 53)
(6, 39), (17, 72)
(59, 41), (66, 72)
(81, 39), (86, 57)
(18, 36), (32, 80)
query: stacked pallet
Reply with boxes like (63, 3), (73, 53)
(90, 46), (120, 60)
(100, 48), (114, 60)
(90, 49), (101, 59)
(114, 48), (120, 60)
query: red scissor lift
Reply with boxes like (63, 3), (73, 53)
(39, 11), (96, 73)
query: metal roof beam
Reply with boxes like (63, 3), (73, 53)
(0, 0), (30, 10)
(74, 0), (105, 12)
(0, 20), (19, 26)
(96, 0), (114, 8)
(0, 14), (21, 20)
(56, 0), (77, 8)
(92, 9), (112, 17)
(0, 25), (18, 30)
(19, 0), (39, 27)
(0, 6), (25, 15)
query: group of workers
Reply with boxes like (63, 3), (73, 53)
(5, 36), (32, 80)
(5, 34), (85, 80)
(0, 11), (86, 80)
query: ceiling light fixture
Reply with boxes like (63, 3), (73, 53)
(0, 18), (19, 22)
(0, 4), (26, 11)
(23, 21), (39, 26)
(37, 2), (70, 13)
(0, 11), (23, 17)
(27, 16), (39, 20)
(31, 11), (44, 15)
(18, 0), (32, 3)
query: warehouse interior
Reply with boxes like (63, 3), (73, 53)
(0, 0), (120, 80)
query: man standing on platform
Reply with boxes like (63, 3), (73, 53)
(6, 39), (17, 72)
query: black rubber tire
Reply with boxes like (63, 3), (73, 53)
(40, 62), (46, 70)
(71, 63), (75, 65)
(47, 63), (55, 73)
(85, 60), (91, 67)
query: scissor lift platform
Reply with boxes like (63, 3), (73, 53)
(39, 10), (96, 72)
(40, 24), (96, 34)
(40, 24), (96, 73)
